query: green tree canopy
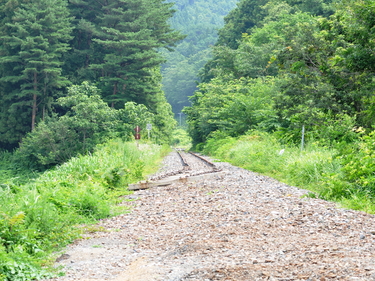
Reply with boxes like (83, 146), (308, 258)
(0, 0), (181, 149)
(66, 0), (184, 109)
(0, 0), (72, 148)
(184, 76), (277, 145)
(186, 0), (375, 145)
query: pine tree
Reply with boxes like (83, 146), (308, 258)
(0, 0), (72, 147)
(67, 0), (184, 109)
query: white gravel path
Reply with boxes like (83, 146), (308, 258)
(45, 152), (375, 281)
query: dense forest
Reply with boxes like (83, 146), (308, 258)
(185, 0), (375, 213)
(0, 0), (184, 152)
(0, 0), (184, 278)
(161, 0), (237, 114)
(2, 0), (375, 279)
(186, 0), (339, 144)
(185, 0), (375, 145)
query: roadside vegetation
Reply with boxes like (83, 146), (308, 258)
(0, 140), (169, 280)
(3, 0), (375, 279)
(0, 81), (174, 280)
(171, 128), (193, 150)
(0, 0), (183, 278)
(185, 0), (375, 215)
(199, 130), (375, 214)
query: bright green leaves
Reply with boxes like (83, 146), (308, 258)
(185, 76), (277, 145)
(16, 82), (172, 167)
(334, 130), (375, 194)
(189, 0), (375, 146)
(117, 102), (154, 139)
(17, 82), (118, 166)
(204, 9), (323, 81)
(58, 82), (118, 133)
(0, 139), (167, 280)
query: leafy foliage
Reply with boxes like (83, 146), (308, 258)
(201, 130), (375, 213)
(330, 130), (375, 196)
(185, 76), (277, 145)
(0, 140), (168, 279)
(0, 0), (181, 149)
(185, 0), (375, 210)
(171, 128), (192, 149)
(188, 0), (375, 144)
(15, 82), (175, 168)
(16, 82), (118, 167)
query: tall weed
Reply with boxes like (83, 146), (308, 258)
(0, 139), (167, 280)
(284, 147), (341, 189)
(201, 130), (375, 213)
(205, 131), (285, 176)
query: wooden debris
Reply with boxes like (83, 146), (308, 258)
(128, 171), (226, 190)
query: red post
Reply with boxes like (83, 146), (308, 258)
(134, 126), (141, 133)
(134, 126), (142, 139)
(134, 126), (141, 148)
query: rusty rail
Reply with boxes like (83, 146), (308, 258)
(188, 151), (217, 168)
(129, 149), (222, 190)
(176, 149), (190, 169)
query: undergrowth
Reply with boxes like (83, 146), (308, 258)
(201, 130), (375, 214)
(0, 140), (168, 280)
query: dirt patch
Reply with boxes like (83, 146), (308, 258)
(114, 257), (159, 281)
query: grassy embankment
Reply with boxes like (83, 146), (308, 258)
(0, 139), (169, 280)
(201, 131), (375, 214)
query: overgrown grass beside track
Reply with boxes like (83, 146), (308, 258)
(0, 140), (169, 280)
(201, 131), (375, 214)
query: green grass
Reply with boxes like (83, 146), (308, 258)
(202, 131), (375, 214)
(0, 139), (169, 280)
(171, 128), (192, 149)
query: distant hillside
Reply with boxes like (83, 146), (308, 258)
(162, 0), (238, 115)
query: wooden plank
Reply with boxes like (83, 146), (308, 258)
(127, 171), (226, 191)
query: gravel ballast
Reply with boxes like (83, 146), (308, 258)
(46, 152), (375, 281)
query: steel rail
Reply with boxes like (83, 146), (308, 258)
(132, 149), (223, 190)
(188, 151), (217, 168)
(147, 149), (219, 182)
(176, 149), (190, 168)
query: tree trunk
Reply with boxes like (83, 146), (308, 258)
(111, 82), (117, 108)
(31, 72), (38, 131)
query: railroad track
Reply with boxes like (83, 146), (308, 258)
(128, 149), (223, 190)
(176, 149), (219, 171)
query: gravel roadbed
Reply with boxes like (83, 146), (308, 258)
(45, 152), (375, 281)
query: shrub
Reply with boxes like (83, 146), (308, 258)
(171, 128), (192, 149)
(16, 83), (119, 167)
(327, 130), (375, 195)
(0, 140), (167, 279)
